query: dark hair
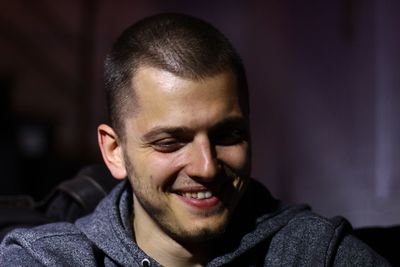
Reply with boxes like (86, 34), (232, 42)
(104, 13), (249, 140)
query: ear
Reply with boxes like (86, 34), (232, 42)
(97, 124), (127, 180)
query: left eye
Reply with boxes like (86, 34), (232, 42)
(212, 130), (245, 146)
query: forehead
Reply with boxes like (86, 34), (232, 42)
(131, 66), (240, 111)
(127, 66), (243, 131)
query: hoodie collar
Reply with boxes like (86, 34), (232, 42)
(76, 180), (160, 266)
(76, 179), (309, 266)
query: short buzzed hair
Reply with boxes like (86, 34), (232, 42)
(104, 13), (249, 140)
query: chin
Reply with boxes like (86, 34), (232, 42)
(168, 216), (230, 244)
(175, 225), (227, 244)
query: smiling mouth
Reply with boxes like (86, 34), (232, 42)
(181, 191), (213, 200)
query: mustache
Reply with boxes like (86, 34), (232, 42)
(171, 164), (242, 189)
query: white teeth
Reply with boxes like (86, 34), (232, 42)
(197, 192), (205, 199)
(182, 191), (213, 199)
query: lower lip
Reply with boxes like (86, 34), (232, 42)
(176, 194), (221, 209)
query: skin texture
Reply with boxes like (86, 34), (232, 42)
(98, 67), (250, 266)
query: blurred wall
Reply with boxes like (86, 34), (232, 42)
(0, 0), (399, 227)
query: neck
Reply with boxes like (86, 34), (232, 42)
(132, 196), (210, 267)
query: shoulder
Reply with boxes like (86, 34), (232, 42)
(267, 210), (391, 266)
(0, 181), (131, 266)
(3, 221), (90, 248)
(280, 210), (349, 238)
(0, 222), (99, 266)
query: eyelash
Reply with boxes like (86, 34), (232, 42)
(151, 139), (185, 153)
(151, 130), (245, 153)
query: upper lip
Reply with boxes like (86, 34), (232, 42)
(169, 173), (231, 194)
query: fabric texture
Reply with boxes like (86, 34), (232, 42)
(0, 179), (391, 266)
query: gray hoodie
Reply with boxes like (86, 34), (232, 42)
(0, 179), (391, 266)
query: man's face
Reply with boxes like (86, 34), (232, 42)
(122, 66), (250, 243)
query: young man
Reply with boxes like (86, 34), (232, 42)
(0, 13), (391, 266)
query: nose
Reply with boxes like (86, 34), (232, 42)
(185, 137), (219, 181)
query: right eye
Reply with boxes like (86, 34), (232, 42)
(151, 139), (186, 153)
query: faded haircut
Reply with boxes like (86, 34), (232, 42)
(104, 13), (249, 140)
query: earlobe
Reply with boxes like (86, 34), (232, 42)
(97, 124), (127, 180)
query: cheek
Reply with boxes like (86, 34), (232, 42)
(137, 151), (187, 186)
(218, 144), (250, 172)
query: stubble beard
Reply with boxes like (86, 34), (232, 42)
(123, 155), (229, 245)
(134, 189), (228, 244)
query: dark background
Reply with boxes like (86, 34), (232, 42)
(0, 0), (399, 227)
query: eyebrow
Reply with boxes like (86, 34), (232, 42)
(141, 116), (248, 142)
